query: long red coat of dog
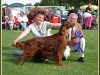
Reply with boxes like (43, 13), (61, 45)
(12, 21), (75, 66)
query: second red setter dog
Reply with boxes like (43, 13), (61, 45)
(12, 21), (75, 66)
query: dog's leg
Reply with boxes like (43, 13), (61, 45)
(55, 51), (64, 66)
(25, 56), (32, 60)
(18, 52), (27, 65)
(55, 45), (66, 66)
(55, 53), (63, 66)
(18, 47), (38, 65)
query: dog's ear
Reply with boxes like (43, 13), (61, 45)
(66, 21), (75, 29)
(62, 21), (71, 29)
(59, 25), (66, 34)
(70, 23), (75, 28)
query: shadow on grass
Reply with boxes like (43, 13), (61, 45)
(68, 59), (78, 61)
(2, 52), (14, 57)
(2, 54), (32, 65)
(2, 46), (14, 51)
(2, 54), (19, 65)
(63, 59), (79, 63)
(3, 53), (55, 66)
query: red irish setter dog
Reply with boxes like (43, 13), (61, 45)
(12, 21), (75, 66)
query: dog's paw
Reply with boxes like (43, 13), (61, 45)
(56, 63), (63, 66)
(12, 44), (15, 47)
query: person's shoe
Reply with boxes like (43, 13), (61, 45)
(75, 50), (78, 52)
(71, 50), (77, 52)
(78, 57), (85, 62)
(88, 27), (91, 30)
(44, 59), (48, 62)
(44, 59), (49, 63)
(62, 57), (66, 60)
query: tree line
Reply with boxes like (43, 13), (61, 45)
(26, 0), (98, 9)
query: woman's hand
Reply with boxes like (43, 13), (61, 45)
(73, 38), (80, 43)
(13, 40), (18, 45)
(71, 38), (79, 45)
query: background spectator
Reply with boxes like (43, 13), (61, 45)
(18, 12), (28, 30)
(56, 8), (61, 23)
(8, 17), (14, 30)
(67, 6), (78, 16)
(4, 15), (9, 30)
(85, 3), (93, 13)
(4, 4), (11, 18)
(82, 12), (93, 29)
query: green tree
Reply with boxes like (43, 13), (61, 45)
(26, 3), (33, 6)
(34, 2), (40, 6)
(38, 0), (59, 6)
(34, 0), (98, 9)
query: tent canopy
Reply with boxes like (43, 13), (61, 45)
(2, 3), (8, 6)
(9, 3), (25, 7)
(80, 5), (98, 10)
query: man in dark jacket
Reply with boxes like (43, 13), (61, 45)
(67, 7), (78, 16)
(85, 3), (93, 13)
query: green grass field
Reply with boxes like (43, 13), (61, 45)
(2, 29), (98, 75)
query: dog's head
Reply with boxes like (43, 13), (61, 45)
(59, 21), (75, 34)
(12, 42), (25, 50)
(62, 21), (75, 29)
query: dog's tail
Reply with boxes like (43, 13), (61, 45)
(12, 42), (25, 50)
(12, 43), (15, 47)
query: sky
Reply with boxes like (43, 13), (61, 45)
(2, 0), (41, 5)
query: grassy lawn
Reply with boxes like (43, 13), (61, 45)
(2, 29), (98, 75)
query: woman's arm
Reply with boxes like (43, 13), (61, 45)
(13, 31), (29, 45)
(50, 23), (61, 28)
